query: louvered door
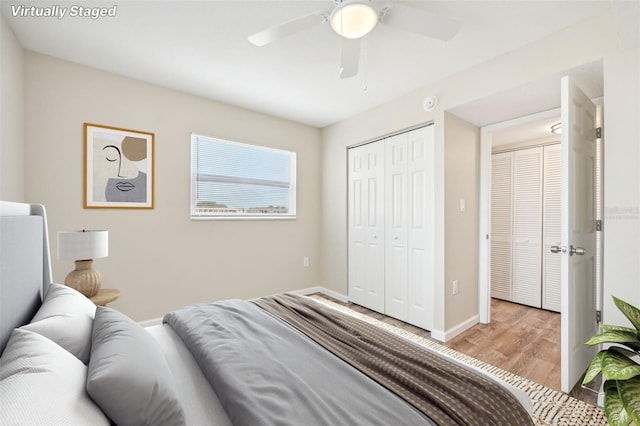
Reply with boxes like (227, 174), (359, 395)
(491, 152), (513, 301)
(512, 147), (543, 308)
(542, 144), (562, 312)
(491, 145), (560, 311)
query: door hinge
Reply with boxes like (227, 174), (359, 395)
(596, 310), (602, 323)
(596, 127), (602, 139)
(596, 220), (602, 232)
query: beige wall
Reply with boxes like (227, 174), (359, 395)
(320, 10), (639, 337)
(443, 113), (479, 331)
(602, 47), (640, 326)
(0, 15), (24, 202)
(23, 52), (322, 321)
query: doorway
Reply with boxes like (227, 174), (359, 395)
(477, 96), (603, 394)
(488, 110), (563, 313)
(448, 61), (604, 393)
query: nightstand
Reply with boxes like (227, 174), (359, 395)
(89, 288), (121, 306)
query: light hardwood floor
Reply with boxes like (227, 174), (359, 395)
(315, 294), (598, 406)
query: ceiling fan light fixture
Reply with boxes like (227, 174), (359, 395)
(330, 0), (378, 39)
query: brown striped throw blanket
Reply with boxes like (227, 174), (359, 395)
(253, 293), (533, 426)
(164, 293), (533, 425)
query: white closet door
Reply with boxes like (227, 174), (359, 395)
(384, 133), (408, 321)
(512, 147), (543, 308)
(542, 144), (562, 312)
(491, 152), (513, 301)
(348, 142), (385, 313)
(406, 126), (434, 331)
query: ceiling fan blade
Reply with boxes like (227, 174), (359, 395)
(248, 11), (328, 47)
(380, 3), (462, 41)
(340, 37), (360, 79)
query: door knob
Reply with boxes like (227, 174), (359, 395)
(550, 245), (561, 254)
(570, 245), (585, 256)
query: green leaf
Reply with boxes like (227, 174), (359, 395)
(585, 330), (640, 351)
(602, 324), (638, 334)
(614, 296), (640, 331)
(602, 350), (640, 381)
(604, 380), (632, 426)
(619, 376), (640, 425)
(611, 346), (640, 359)
(583, 351), (605, 384)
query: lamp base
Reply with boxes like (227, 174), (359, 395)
(65, 259), (102, 297)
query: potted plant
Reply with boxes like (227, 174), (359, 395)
(584, 296), (640, 425)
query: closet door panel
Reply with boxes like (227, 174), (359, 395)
(512, 147), (543, 308)
(364, 143), (385, 313)
(348, 147), (367, 306)
(349, 125), (434, 330)
(406, 126), (434, 330)
(384, 134), (408, 320)
(491, 152), (513, 301)
(543, 144), (562, 312)
(348, 142), (385, 313)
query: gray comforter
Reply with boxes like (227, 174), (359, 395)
(164, 299), (432, 426)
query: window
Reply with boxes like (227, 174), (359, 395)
(191, 134), (296, 219)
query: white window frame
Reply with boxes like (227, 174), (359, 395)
(191, 133), (297, 220)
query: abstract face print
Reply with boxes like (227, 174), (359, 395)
(93, 134), (148, 203)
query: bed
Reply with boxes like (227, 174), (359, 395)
(0, 200), (533, 425)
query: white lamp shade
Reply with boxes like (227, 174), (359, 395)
(58, 230), (108, 261)
(330, 0), (378, 39)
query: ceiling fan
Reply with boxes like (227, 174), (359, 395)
(248, 0), (462, 79)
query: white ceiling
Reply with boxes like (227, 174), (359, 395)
(1, 0), (616, 128)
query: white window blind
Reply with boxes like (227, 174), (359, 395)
(191, 134), (296, 219)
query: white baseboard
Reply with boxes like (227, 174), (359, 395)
(289, 286), (349, 304)
(430, 314), (479, 342)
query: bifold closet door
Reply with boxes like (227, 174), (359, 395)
(512, 147), (543, 308)
(383, 126), (433, 330)
(491, 152), (513, 301)
(384, 133), (409, 321)
(542, 144), (562, 312)
(348, 142), (385, 313)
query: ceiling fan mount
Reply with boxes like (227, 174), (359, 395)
(248, 1), (462, 79)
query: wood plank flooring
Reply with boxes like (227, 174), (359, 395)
(315, 294), (598, 406)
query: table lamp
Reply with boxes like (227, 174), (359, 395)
(58, 230), (108, 297)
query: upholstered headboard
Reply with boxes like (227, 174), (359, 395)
(0, 201), (53, 353)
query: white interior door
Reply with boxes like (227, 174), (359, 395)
(512, 147), (543, 308)
(542, 144), (562, 312)
(490, 152), (513, 301)
(348, 146), (368, 307)
(348, 142), (385, 313)
(384, 133), (409, 321)
(406, 125), (434, 331)
(560, 76), (598, 393)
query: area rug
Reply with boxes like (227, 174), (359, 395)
(309, 295), (606, 426)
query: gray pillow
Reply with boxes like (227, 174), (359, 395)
(0, 328), (109, 425)
(21, 283), (96, 363)
(87, 307), (186, 426)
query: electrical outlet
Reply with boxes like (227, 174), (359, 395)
(303, 257), (309, 268)
(453, 280), (459, 295)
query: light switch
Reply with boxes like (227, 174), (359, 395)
(459, 198), (466, 213)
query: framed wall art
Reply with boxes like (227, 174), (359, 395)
(84, 123), (155, 209)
